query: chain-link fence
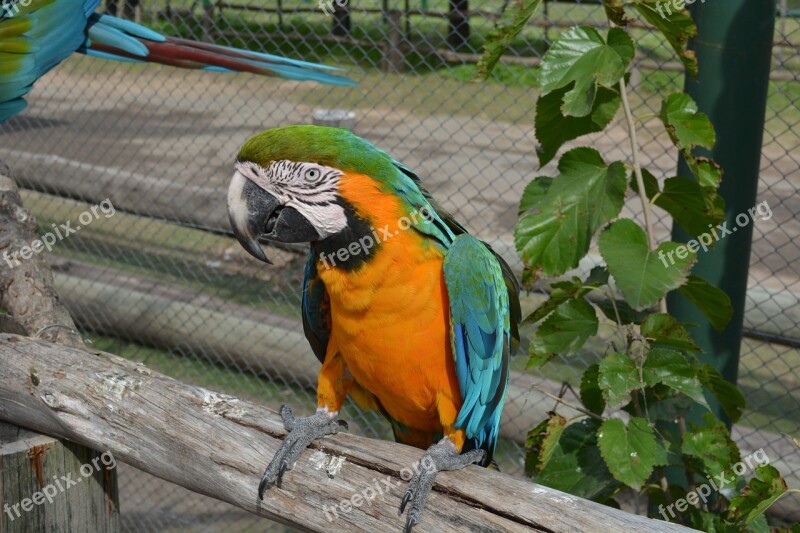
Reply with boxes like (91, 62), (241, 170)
(1, 0), (798, 530)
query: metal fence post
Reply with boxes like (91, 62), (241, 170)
(667, 0), (776, 424)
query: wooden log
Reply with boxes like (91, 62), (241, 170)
(0, 175), (120, 531)
(0, 335), (692, 532)
(1, 149), (229, 234)
(0, 423), (119, 532)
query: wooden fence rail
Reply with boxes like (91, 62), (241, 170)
(0, 334), (692, 532)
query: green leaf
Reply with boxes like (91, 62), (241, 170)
(584, 266), (610, 286)
(535, 418), (622, 500)
(518, 177), (553, 214)
(602, 0), (629, 26)
(597, 417), (657, 489)
(656, 177), (725, 237)
(539, 26), (634, 116)
(524, 414), (568, 475)
(629, 167), (660, 198)
(580, 364), (606, 415)
(631, 171), (725, 238)
(594, 298), (648, 325)
(525, 278), (585, 324)
(599, 219), (695, 309)
(696, 364), (745, 423)
(641, 313), (700, 352)
(516, 148), (626, 276)
(598, 351), (640, 407)
(728, 465), (789, 525)
(682, 416), (739, 481)
(475, 0), (544, 79)
(641, 389), (694, 421)
(525, 268), (609, 324)
(643, 348), (708, 408)
(678, 275), (733, 332)
(529, 298), (598, 365)
(660, 93), (716, 151)
(535, 83), (621, 166)
(634, 1), (698, 77)
(686, 156), (723, 189)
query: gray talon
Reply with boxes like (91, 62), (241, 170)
(399, 437), (486, 532)
(258, 405), (343, 499)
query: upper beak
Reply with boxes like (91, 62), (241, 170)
(227, 170), (273, 264)
(227, 170), (323, 265)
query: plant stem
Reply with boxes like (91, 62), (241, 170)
(619, 76), (666, 314)
(677, 417), (698, 497)
(531, 385), (604, 421)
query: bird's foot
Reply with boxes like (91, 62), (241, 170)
(398, 437), (485, 532)
(258, 404), (346, 498)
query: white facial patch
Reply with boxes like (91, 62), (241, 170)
(235, 160), (348, 238)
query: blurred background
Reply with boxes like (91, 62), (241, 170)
(0, 0), (798, 529)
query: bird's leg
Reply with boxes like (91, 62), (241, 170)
(399, 437), (485, 532)
(258, 404), (347, 498)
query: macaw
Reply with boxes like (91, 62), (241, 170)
(227, 125), (521, 531)
(0, 0), (354, 123)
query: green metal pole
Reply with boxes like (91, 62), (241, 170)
(667, 0), (776, 424)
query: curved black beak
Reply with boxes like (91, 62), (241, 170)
(227, 170), (321, 264)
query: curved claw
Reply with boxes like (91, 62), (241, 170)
(398, 437), (486, 532)
(258, 406), (345, 499)
(257, 476), (269, 500)
(398, 489), (412, 516)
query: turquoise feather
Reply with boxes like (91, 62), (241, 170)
(0, 0), (355, 123)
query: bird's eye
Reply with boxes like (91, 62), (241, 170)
(304, 168), (321, 182)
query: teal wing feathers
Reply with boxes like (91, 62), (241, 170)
(0, 0), (354, 123)
(392, 160), (521, 350)
(0, 0), (95, 121)
(443, 234), (512, 464)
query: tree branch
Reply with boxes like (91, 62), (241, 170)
(0, 335), (692, 532)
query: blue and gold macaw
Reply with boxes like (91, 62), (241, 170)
(227, 125), (521, 531)
(0, 0), (354, 122)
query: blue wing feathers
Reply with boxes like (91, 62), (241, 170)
(302, 252), (331, 365)
(444, 234), (511, 462)
(93, 13), (165, 42)
(0, 0), (355, 122)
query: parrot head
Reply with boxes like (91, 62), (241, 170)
(227, 125), (390, 264)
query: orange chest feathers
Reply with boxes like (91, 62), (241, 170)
(314, 172), (462, 433)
